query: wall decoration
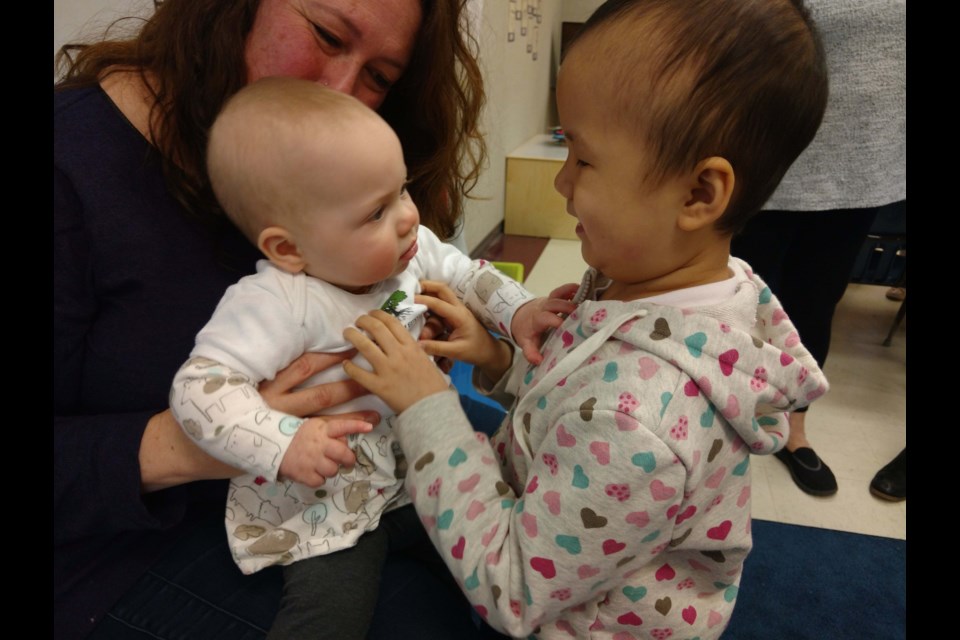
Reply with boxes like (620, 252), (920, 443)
(507, 0), (542, 60)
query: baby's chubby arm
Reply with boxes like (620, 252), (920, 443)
(171, 356), (372, 487)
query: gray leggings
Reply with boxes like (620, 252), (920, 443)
(266, 504), (455, 640)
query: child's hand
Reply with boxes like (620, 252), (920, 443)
(415, 280), (511, 376)
(343, 310), (452, 414)
(511, 283), (579, 364)
(278, 416), (373, 488)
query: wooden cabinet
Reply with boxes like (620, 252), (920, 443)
(504, 134), (577, 240)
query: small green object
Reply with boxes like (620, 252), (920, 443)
(492, 261), (524, 282)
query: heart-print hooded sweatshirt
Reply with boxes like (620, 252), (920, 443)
(389, 257), (828, 639)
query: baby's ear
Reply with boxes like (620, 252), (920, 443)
(677, 157), (735, 232)
(258, 226), (306, 273)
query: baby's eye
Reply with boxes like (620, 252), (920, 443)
(576, 159), (590, 168)
(369, 207), (385, 222)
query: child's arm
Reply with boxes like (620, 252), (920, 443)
(171, 357), (372, 486)
(344, 313), (684, 637)
(416, 280), (515, 383)
(508, 282), (580, 365)
(415, 228), (576, 363)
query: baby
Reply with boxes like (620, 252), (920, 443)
(343, 1), (832, 638)
(170, 77), (569, 638)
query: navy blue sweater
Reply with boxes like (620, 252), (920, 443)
(54, 85), (263, 638)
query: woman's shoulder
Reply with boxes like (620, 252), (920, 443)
(55, 83), (146, 160)
(54, 83), (112, 127)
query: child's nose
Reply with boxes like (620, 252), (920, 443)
(554, 158), (573, 199)
(397, 202), (419, 237)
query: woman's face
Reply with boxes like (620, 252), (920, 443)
(245, 0), (423, 110)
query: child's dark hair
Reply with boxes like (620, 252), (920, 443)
(565, 0), (828, 234)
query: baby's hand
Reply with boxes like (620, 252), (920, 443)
(278, 416), (373, 488)
(511, 283), (579, 364)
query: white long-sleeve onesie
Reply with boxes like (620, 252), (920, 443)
(170, 226), (535, 574)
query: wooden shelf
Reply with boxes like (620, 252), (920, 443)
(504, 134), (577, 240)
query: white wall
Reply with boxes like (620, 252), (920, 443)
(461, 0), (562, 251)
(54, 0), (154, 60)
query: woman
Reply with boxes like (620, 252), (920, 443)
(54, 1), (492, 637)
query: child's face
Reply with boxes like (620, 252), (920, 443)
(553, 53), (692, 296)
(288, 118), (420, 291)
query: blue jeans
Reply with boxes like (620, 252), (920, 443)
(89, 396), (509, 640)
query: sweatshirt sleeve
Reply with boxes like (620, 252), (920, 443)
(393, 390), (685, 636)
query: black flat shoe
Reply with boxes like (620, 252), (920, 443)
(870, 448), (906, 502)
(774, 446), (838, 496)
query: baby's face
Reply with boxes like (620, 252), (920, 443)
(289, 117), (420, 292)
(553, 51), (690, 295)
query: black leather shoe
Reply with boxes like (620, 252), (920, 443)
(774, 446), (838, 496)
(870, 448), (906, 502)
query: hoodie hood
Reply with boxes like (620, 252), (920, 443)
(512, 258), (828, 456)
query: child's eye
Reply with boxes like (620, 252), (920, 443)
(576, 159), (590, 168)
(369, 207), (385, 222)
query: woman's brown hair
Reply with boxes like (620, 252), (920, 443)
(55, 0), (486, 241)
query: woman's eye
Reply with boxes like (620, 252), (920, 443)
(313, 25), (341, 48)
(368, 69), (395, 92)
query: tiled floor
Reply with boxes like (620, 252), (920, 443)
(481, 236), (907, 541)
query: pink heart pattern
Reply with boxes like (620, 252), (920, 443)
(650, 480), (677, 501)
(543, 490), (562, 515)
(556, 424), (577, 447)
(589, 441), (611, 465)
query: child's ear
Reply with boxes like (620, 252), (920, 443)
(677, 157), (735, 232)
(258, 226), (306, 273)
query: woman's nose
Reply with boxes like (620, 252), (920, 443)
(319, 58), (362, 98)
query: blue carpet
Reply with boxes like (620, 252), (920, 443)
(725, 519), (906, 639)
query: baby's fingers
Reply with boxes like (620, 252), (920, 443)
(322, 439), (361, 469)
(323, 418), (374, 440)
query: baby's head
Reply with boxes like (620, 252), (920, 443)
(208, 77), (420, 292)
(555, 0), (826, 292)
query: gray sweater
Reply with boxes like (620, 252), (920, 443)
(765, 0), (906, 211)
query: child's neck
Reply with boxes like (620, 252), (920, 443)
(600, 250), (733, 303)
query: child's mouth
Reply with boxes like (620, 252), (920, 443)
(400, 240), (419, 262)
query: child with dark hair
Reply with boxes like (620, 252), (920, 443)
(344, 1), (831, 637)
